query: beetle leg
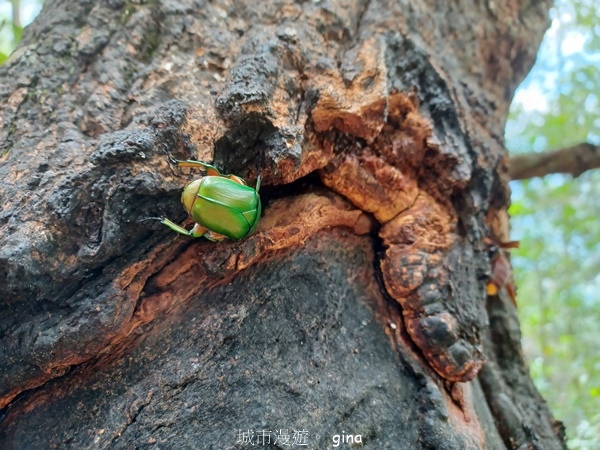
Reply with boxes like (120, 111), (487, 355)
(224, 174), (247, 185)
(217, 172), (257, 188)
(190, 223), (210, 237)
(160, 218), (208, 238)
(254, 174), (261, 193)
(170, 159), (222, 177)
(170, 158), (252, 186)
(203, 230), (227, 242)
(220, 174), (260, 188)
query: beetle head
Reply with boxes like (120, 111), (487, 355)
(181, 178), (203, 215)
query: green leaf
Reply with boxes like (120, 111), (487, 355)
(12, 23), (23, 45)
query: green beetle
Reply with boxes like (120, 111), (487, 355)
(159, 158), (261, 242)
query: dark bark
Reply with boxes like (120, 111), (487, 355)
(0, 0), (566, 449)
(509, 142), (600, 180)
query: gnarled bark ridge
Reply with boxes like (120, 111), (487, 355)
(0, 0), (566, 449)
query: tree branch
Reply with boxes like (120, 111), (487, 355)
(509, 142), (600, 180)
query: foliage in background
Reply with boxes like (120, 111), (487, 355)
(506, 0), (600, 448)
(0, 0), (41, 64)
(1, 0), (598, 448)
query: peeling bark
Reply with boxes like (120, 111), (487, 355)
(0, 0), (567, 449)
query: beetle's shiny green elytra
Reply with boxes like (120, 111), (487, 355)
(159, 159), (261, 242)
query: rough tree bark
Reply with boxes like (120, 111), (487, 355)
(0, 1), (567, 449)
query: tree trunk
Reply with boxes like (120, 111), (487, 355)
(0, 0), (566, 449)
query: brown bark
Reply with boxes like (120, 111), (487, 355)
(509, 142), (600, 180)
(0, 0), (566, 449)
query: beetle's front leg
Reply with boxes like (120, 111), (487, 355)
(169, 157), (249, 186)
(160, 218), (208, 238)
(169, 158), (222, 177)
